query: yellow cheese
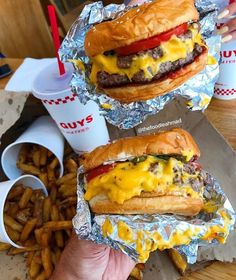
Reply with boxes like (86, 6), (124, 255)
(102, 209), (233, 263)
(202, 210), (233, 243)
(117, 221), (133, 242)
(69, 59), (85, 71)
(102, 212), (232, 263)
(102, 219), (113, 237)
(207, 55), (217, 65)
(182, 149), (195, 162)
(203, 201), (218, 213)
(84, 156), (201, 204)
(135, 227), (201, 262)
(89, 29), (205, 84)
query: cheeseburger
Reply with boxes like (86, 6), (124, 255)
(84, 0), (208, 103)
(81, 128), (205, 216)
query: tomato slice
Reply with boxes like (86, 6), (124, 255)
(86, 164), (115, 182)
(116, 23), (188, 56)
(190, 161), (202, 171)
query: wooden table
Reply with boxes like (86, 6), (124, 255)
(1, 58), (236, 280)
(0, 58), (23, 90)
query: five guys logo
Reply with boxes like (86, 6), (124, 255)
(60, 114), (93, 129)
(220, 50), (236, 59)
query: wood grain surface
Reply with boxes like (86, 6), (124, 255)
(0, 0), (54, 58)
(1, 58), (236, 280)
(0, 58), (23, 90)
(205, 98), (236, 151)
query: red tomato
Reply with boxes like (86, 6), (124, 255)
(116, 23), (188, 56)
(190, 161), (202, 171)
(86, 164), (115, 182)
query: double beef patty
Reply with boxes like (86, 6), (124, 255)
(96, 42), (203, 88)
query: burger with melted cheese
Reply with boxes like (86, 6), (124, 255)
(81, 128), (205, 216)
(84, 0), (208, 103)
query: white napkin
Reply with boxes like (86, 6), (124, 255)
(5, 58), (57, 92)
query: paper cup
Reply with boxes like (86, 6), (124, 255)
(1, 116), (64, 180)
(214, 20), (236, 100)
(32, 62), (110, 154)
(0, 175), (47, 248)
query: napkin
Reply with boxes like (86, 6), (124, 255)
(5, 58), (57, 92)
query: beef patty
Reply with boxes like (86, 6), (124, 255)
(96, 43), (203, 88)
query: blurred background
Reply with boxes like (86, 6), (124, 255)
(0, 0), (123, 58)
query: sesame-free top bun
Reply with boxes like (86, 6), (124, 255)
(81, 128), (200, 171)
(102, 48), (207, 103)
(84, 0), (199, 57)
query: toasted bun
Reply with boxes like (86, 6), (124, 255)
(85, 0), (199, 57)
(89, 194), (203, 216)
(100, 49), (207, 103)
(81, 128), (200, 171)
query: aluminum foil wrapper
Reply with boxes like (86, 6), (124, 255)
(60, 0), (221, 129)
(73, 168), (235, 264)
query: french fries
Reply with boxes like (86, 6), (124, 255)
(168, 248), (188, 275)
(29, 253), (41, 278)
(56, 173), (76, 185)
(19, 187), (33, 209)
(5, 225), (20, 242)
(43, 197), (52, 223)
(40, 229), (52, 248)
(35, 271), (46, 280)
(41, 247), (53, 278)
(40, 147), (48, 166)
(129, 264), (145, 280)
(0, 242), (11, 251)
(8, 245), (41, 255)
(20, 218), (38, 243)
(39, 173), (48, 188)
(1, 143), (81, 280)
(32, 149), (41, 167)
(49, 158), (59, 170)
(18, 145), (28, 163)
(17, 163), (41, 176)
(4, 214), (23, 232)
(43, 221), (72, 231)
(7, 184), (24, 200)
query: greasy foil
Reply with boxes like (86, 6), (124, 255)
(60, 0), (221, 129)
(73, 167), (235, 264)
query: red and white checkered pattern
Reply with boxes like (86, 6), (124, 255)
(214, 88), (236, 96)
(42, 93), (78, 105)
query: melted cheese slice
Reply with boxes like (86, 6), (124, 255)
(89, 28), (205, 84)
(84, 156), (201, 204)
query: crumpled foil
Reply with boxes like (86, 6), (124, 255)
(73, 167), (235, 264)
(60, 0), (221, 129)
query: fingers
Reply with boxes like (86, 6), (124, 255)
(217, 2), (236, 43)
(218, 2), (236, 19)
(52, 237), (110, 280)
(103, 249), (135, 280)
(217, 18), (236, 43)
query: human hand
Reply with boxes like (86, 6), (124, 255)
(51, 234), (135, 280)
(217, 1), (236, 42)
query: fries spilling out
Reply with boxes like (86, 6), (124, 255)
(1, 143), (144, 280)
(1, 143), (78, 280)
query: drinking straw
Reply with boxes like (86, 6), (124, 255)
(47, 5), (65, 75)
